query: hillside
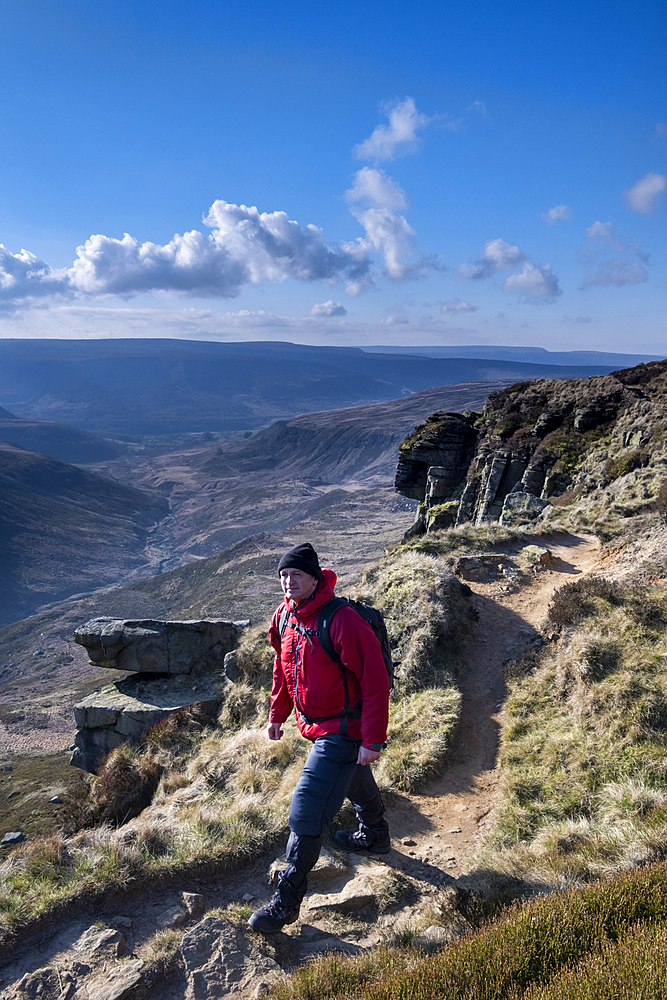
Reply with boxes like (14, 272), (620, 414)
(0, 338), (613, 435)
(0, 444), (168, 626)
(3, 359), (667, 998)
(0, 411), (125, 464)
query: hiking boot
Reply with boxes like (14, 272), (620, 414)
(248, 892), (300, 934)
(333, 826), (391, 854)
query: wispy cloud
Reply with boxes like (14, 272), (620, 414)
(353, 97), (434, 162)
(440, 298), (477, 313)
(542, 204), (572, 223)
(581, 220), (649, 287)
(655, 122), (667, 138)
(624, 172), (666, 214)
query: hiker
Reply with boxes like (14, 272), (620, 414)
(248, 542), (391, 934)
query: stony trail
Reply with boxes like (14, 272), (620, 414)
(388, 532), (601, 878)
(1, 533), (600, 999)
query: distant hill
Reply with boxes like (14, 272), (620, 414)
(0, 414), (125, 464)
(0, 338), (612, 436)
(362, 345), (664, 367)
(0, 444), (168, 626)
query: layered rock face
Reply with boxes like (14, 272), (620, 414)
(72, 618), (242, 772)
(396, 361), (667, 535)
(394, 411), (478, 534)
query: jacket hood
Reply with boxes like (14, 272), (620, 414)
(288, 566), (337, 617)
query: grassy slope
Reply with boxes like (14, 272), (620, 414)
(0, 548), (476, 946)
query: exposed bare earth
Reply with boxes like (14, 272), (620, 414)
(0, 533), (600, 996)
(387, 533), (600, 878)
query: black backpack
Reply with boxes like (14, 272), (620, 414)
(278, 596), (394, 730)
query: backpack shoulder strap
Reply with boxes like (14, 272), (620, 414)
(278, 604), (290, 639)
(316, 597), (349, 664)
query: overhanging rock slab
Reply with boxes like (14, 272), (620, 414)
(74, 618), (242, 674)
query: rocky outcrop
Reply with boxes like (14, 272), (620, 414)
(74, 618), (240, 674)
(396, 361), (667, 535)
(395, 412), (478, 500)
(71, 674), (222, 773)
(71, 618), (243, 773)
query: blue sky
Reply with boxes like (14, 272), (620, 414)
(0, 0), (665, 352)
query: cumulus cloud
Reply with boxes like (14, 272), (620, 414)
(542, 204), (572, 223)
(624, 172), (666, 214)
(581, 221), (649, 287)
(0, 200), (375, 306)
(0, 245), (69, 306)
(458, 238), (526, 279)
(70, 201), (372, 298)
(310, 300), (348, 317)
(502, 262), (562, 303)
(353, 97), (433, 161)
(440, 298), (477, 313)
(345, 167), (433, 282)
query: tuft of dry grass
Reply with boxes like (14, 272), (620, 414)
(476, 577), (667, 888)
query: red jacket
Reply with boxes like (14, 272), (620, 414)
(268, 568), (389, 748)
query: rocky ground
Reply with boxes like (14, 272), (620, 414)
(0, 533), (599, 999)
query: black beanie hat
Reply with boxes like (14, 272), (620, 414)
(277, 542), (322, 581)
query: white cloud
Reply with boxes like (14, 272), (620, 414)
(440, 298), (477, 313)
(502, 262), (562, 303)
(345, 167), (408, 211)
(624, 172), (666, 214)
(353, 97), (432, 161)
(69, 201), (373, 298)
(581, 221), (649, 287)
(310, 300), (348, 317)
(0, 200), (374, 306)
(656, 122), (667, 137)
(459, 238), (526, 279)
(542, 204), (572, 223)
(0, 245), (69, 306)
(382, 313), (410, 325)
(345, 167), (432, 282)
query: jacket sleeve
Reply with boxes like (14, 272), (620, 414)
(329, 608), (389, 749)
(268, 607), (294, 725)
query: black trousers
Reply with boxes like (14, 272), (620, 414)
(278, 733), (387, 904)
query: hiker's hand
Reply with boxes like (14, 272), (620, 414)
(268, 722), (284, 741)
(358, 746), (381, 765)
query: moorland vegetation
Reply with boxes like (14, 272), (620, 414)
(3, 359), (667, 998)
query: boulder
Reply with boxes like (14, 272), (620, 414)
(78, 959), (144, 1000)
(499, 492), (550, 526)
(520, 544), (554, 566)
(180, 916), (281, 998)
(425, 501), (459, 532)
(1, 830), (25, 846)
(74, 618), (242, 675)
(73, 925), (125, 957)
(269, 847), (348, 886)
(304, 869), (392, 915)
(71, 674), (220, 774)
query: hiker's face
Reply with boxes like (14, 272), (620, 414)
(280, 568), (319, 603)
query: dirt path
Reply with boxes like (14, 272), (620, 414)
(386, 532), (600, 877)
